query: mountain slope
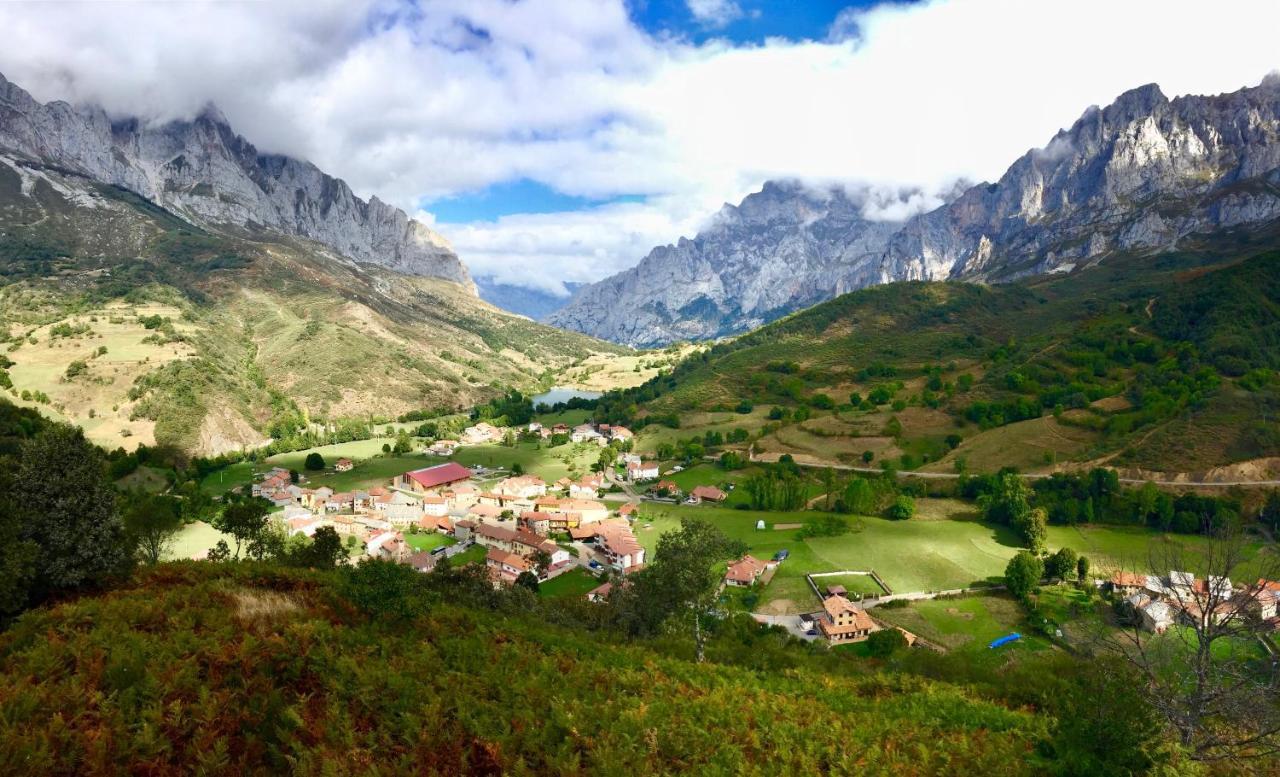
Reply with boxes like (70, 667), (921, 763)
(557, 77), (1280, 347)
(0, 71), (471, 289)
(0, 74), (620, 455)
(548, 182), (901, 346)
(593, 242), (1280, 475)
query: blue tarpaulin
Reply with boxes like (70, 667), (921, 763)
(988, 633), (1021, 649)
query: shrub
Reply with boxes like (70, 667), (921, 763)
(304, 452), (325, 471)
(885, 495), (915, 521)
(866, 628), (908, 658)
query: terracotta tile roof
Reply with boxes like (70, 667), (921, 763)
(1110, 571), (1147, 587)
(691, 485), (727, 501)
(725, 555), (767, 584)
(822, 594), (863, 619)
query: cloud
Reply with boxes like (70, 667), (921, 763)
(430, 192), (715, 295)
(1, 0), (1279, 292)
(686, 0), (743, 28)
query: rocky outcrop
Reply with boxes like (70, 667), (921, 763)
(547, 182), (901, 346)
(877, 76), (1280, 284)
(0, 71), (472, 290)
(557, 76), (1280, 346)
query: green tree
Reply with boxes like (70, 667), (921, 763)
(621, 518), (746, 662)
(287, 526), (345, 569)
(865, 627), (908, 658)
(861, 450), (874, 465)
(213, 496), (271, 560)
(819, 467), (836, 510)
(1076, 554), (1090, 582)
(514, 571), (540, 592)
(1261, 490), (1280, 531)
(1013, 506), (1048, 554)
(1045, 546), (1078, 581)
(842, 478), (875, 514)
(304, 452), (325, 471)
(979, 471), (1031, 526)
(13, 426), (133, 602)
(885, 495), (915, 521)
(1004, 550), (1044, 600)
(123, 493), (183, 565)
(338, 558), (426, 620)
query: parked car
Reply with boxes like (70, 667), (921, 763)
(805, 629), (818, 637)
(431, 546), (448, 556)
(774, 549), (790, 562)
(588, 560), (602, 570)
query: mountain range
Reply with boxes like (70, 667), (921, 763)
(551, 76), (1280, 347)
(0, 72), (612, 454)
(0, 71), (471, 290)
(476, 277), (584, 321)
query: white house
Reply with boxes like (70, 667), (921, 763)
(626, 460), (659, 482)
(571, 424), (602, 443)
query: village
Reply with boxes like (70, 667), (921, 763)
(221, 409), (1280, 654)
(233, 416), (915, 646)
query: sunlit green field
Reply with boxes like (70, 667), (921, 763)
(630, 500), (1274, 615)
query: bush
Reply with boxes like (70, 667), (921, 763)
(337, 559), (427, 620)
(304, 452), (325, 471)
(885, 495), (915, 521)
(64, 360), (88, 380)
(866, 628), (908, 658)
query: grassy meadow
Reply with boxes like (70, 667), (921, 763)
(630, 499), (1275, 615)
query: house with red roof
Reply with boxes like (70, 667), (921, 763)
(335, 458), (354, 472)
(817, 595), (879, 643)
(724, 555), (770, 587)
(689, 485), (728, 504)
(397, 462), (473, 494)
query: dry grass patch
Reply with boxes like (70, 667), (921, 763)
(230, 588), (303, 624)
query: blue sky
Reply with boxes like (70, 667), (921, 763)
(428, 179), (646, 225)
(419, 0), (895, 225)
(630, 0), (880, 44)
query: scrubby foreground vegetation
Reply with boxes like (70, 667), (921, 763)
(0, 563), (1059, 775)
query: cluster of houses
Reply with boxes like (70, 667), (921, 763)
(251, 455), (650, 588)
(1108, 570), (1280, 633)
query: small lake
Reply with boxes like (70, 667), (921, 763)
(532, 386), (602, 407)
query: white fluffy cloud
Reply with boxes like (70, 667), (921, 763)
(1, 0), (1279, 291)
(686, 0), (744, 28)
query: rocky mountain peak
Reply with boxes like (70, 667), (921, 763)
(0, 71), (473, 291)
(554, 76), (1280, 347)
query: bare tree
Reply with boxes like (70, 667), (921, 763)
(1100, 530), (1280, 764)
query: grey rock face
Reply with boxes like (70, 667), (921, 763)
(547, 181), (902, 347)
(0, 71), (472, 290)
(878, 77), (1280, 284)
(558, 77), (1280, 346)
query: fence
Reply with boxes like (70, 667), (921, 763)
(805, 570), (892, 601)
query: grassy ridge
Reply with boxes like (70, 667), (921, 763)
(0, 563), (1047, 775)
